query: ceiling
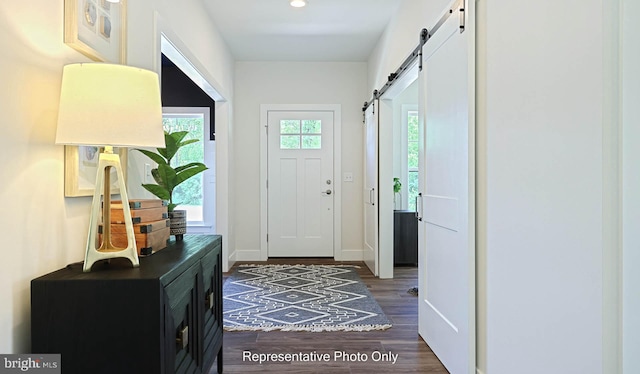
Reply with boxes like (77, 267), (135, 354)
(202, 0), (403, 62)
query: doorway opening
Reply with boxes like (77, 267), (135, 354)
(375, 62), (420, 279)
(155, 17), (231, 271)
(389, 80), (419, 269)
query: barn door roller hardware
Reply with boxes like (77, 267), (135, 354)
(362, 0), (466, 113)
(362, 29), (428, 114)
(362, 90), (378, 123)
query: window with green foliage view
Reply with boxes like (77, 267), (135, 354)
(162, 116), (204, 219)
(407, 111), (419, 211)
(280, 119), (322, 149)
(161, 107), (214, 230)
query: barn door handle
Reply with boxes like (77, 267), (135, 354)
(415, 193), (423, 221)
(369, 188), (375, 205)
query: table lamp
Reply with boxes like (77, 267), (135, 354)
(56, 63), (165, 272)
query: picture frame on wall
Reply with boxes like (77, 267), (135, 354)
(64, 146), (128, 197)
(64, 0), (127, 63)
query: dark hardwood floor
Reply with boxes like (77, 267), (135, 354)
(215, 258), (448, 373)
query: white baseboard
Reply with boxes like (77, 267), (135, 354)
(226, 250), (237, 272)
(340, 249), (363, 261)
(236, 249), (262, 261)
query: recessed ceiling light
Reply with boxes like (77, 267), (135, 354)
(290, 0), (307, 8)
(106, 0), (120, 3)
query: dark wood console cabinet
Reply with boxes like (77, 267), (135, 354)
(31, 235), (223, 374)
(394, 210), (418, 266)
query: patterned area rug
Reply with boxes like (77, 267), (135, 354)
(223, 265), (392, 332)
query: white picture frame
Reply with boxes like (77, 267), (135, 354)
(64, 146), (128, 197)
(64, 0), (127, 63)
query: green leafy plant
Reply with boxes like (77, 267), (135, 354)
(393, 177), (402, 193)
(136, 131), (208, 212)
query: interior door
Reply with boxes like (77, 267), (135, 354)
(417, 1), (475, 373)
(363, 103), (379, 276)
(267, 110), (334, 257)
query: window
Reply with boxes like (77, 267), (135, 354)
(280, 119), (322, 149)
(162, 107), (215, 232)
(407, 110), (419, 212)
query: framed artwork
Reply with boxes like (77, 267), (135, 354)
(64, 0), (127, 63)
(64, 146), (128, 197)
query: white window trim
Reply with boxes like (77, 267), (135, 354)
(162, 107), (216, 234)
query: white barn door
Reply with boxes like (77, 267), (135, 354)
(417, 1), (475, 373)
(363, 103), (379, 276)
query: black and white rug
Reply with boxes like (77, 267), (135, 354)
(223, 265), (392, 332)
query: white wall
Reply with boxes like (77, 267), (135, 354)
(233, 61), (367, 260)
(622, 0), (640, 372)
(478, 0), (611, 373)
(0, 1), (86, 353)
(0, 0), (234, 353)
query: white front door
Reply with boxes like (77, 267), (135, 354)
(417, 1), (475, 373)
(267, 110), (334, 257)
(363, 103), (379, 276)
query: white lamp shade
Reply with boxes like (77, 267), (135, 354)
(56, 63), (165, 148)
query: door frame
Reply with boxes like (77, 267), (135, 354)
(363, 103), (380, 276)
(377, 60), (420, 279)
(153, 13), (232, 271)
(260, 104), (342, 261)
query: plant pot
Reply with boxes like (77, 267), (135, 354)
(169, 210), (187, 241)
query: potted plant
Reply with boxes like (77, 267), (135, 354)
(136, 130), (208, 240)
(393, 177), (402, 210)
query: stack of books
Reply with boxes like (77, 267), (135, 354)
(99, 199), (170, 256)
